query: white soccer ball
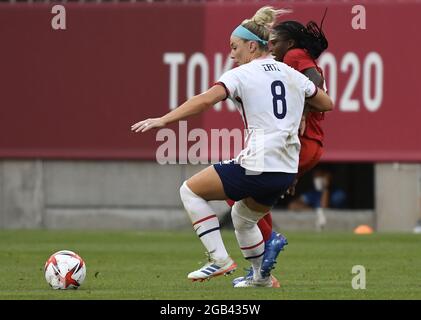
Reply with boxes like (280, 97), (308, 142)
(44, 250), (86, 290)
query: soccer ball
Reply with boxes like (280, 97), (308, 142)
(44, 250), (86, 289)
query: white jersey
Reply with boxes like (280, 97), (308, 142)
(218, 57), (317, 173)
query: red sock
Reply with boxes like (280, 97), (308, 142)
(226, 199), (235, 207)
(263, 212), (272, 229)
(258, 213), (273, 242)
(226, 199), (273, 242)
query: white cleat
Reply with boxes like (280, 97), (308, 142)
(188, 256), (237, 282)
(234, 275), (280, 288)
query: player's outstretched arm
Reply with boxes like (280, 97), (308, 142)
(131, 85), (227, 133)
(305, 88), (333, 113)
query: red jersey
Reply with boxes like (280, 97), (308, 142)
(283, 48), (325, 145)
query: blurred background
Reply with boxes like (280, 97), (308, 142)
(1, 0), (420, 233)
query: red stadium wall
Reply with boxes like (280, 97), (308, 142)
(0, 2), (420, 162)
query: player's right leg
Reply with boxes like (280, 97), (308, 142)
(256, 138), (326, 279)
(231, 199), (269, 284)
(257, 139), (323, 280)
(180, 165), (237, 281)
(231, 231), (286, 287)
(231, 170), (295, 288)
(231, 229), (286, 286)
(226, 199), (273, 242)
(227, 200), (275, 286)
(230, 201), (287, 287)
(231, 198), (283, 288)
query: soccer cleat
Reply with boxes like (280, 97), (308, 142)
(232, 232), (288, 286)
(260, 232), (288, 278)
(233, 275), (280, 288)
(232, 267), (253, 287)
(188, 255), (237, 282)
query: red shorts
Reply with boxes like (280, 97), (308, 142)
(297, 138), (323, 179)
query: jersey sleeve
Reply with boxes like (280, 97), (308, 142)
(303, 78), (318, 98)
(217, 69), (240, 100)
(283, 49), (316, 73)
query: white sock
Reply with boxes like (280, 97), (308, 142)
(231, 200), (267, 280)
(179, 181), (229, 261)
(236, 229), (265, 280)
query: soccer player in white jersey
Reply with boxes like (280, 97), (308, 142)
(131, 7), (333, 287)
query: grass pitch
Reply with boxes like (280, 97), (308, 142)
(0, 230), (420, 300)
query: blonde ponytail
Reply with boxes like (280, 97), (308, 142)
(241, 6), (292, 47)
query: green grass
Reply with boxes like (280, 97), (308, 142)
(0, 230), (420, 300)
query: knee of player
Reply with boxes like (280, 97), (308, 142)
(231, 201), (255, 230)
(179, 180), (200, 206)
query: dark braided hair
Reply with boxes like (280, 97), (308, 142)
(273, 12), (328, 59)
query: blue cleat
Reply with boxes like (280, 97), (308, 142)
(260, 232), (288, 278)
(232, 232), (288, 286)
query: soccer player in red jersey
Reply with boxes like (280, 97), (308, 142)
(232, 18), (329, 286)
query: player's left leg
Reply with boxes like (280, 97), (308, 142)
(180, 165), (237, 281)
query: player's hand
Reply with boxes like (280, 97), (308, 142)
(131, 118), (165, 133)
(299, 114), (306, 136)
